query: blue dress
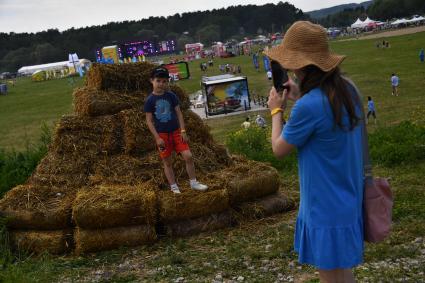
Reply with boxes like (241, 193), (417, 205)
(282, 87), (364, 270)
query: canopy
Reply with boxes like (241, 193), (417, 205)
(391, 18), (408, 25)
(351, 18), (364, 28)
(407, 16), (425, 23)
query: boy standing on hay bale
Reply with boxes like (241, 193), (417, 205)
(144, 67), (208, 194)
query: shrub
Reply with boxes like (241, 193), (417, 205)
(0, 124), (51, 197)
(368, 121), (425, 167)
(226, 126), (298, 172)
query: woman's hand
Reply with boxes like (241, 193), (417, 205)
(268, 87), (287, 110)
(285, 78), (301, 101)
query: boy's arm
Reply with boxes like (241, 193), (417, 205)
(175, 105), (188, 142)
(146, 112), (164, 147)
(175, 105), (186, 130)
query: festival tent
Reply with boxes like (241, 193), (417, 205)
(18, 59), (90, 76)
(391, 18), (408, 25)
(406, 16), (425, 23)
(351, 18), (365, 28)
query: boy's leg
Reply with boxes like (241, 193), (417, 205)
(180, 150), (196, 180)
(162, 155), (176, 186)
(181, 149), (208, 191)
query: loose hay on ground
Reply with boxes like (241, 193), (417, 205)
(75, 225), (156, 254)
(72, 184), (157, 229)
(165, 210), (235, 237)
(159, 189), (229, 223)
(73, 87), (145, 117)
(9, 229), (73, 255)
(0, 185), (76, 230)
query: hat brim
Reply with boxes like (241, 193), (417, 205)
(264, 45), (345, 72)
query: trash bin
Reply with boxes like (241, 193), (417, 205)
(0, 83), (7, 95)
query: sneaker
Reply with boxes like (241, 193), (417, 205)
(190, 181), (208, 191)
(170, 187), (181, 194)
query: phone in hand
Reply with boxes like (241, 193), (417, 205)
(270, 60), (289, 93)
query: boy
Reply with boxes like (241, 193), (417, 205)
(144, 67), (208, 194)
(391, 73), (399, 96)
(366, 96), (377, 124)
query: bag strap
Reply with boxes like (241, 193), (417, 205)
(344, 78), (373, 178)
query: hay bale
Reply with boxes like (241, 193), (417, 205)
(159, 189), (229, 223)
(165, 210), (235, 237)
(73, 87), (144, 117)
(29, 173), (90, 189)
(72, 184), (157, 229)
(52, 114), (123, 156)
(86, 62), (156, 92)
(9, 230), (73, 255)
(225, 161), (281, 204)
(28, 152), (92, 188)
(169, 85), (191, 111)
(0, 185), (75, 230)
(90, 154), (162, 186)
(234, 192), (296, 220)
(75, 225), (156, 254)
(119, 109), (156, 155)
(182, 110), (214, 144)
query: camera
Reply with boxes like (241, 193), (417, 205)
(270, 60), (289, 93)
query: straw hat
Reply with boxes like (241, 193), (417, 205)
(264, 21), (345, 72)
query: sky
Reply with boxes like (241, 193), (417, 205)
(0, 0), (364, 33)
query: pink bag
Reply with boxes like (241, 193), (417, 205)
(363, 177), (393, 243)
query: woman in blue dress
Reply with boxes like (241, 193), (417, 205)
(265, 21), (364, 282)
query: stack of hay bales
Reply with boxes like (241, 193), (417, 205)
(0, 62), (294, 254)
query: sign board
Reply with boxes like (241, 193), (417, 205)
(162, 62), (190, 80)
(202, 76), (250, 116)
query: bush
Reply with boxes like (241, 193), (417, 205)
(226, 126), (298, 172)
(0, 124), (51, 197)
(369, 121), (425, 167)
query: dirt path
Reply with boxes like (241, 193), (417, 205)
(342, 25), (425, 41)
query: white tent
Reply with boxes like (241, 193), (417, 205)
(18, 59), (90, 75)
(351, 18), (365, 28)
(363, 17), (375, 25)
(391, 18), (408, 25)
(407, 16), (425, 23)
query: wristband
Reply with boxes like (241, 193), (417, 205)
(270, 108), (284, 116)
(181, 129), (186, 133)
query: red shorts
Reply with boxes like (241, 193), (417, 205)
(158, 129), (189, 159)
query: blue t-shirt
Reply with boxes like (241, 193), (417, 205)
(368, 100), (375, 112)
(391, 76), (399, 86)
(143, 91), (180, 133)
(282, 87), (364, 269)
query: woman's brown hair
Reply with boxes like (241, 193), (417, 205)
(299, 65), (361, 130)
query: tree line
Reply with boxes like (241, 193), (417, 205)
(0, 2), (306, 72)
(319, 0), (425, 28)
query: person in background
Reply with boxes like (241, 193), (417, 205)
(265, 21), (364, 283)
(266, 69), (273, 81)
(419, 48), (424, 63)
(255, 114), (267, 128)
(366, 96), (377, 124)
(144, 67), (208, 194)
(241, 117), (251, 129)
(391, 73), (399, 96)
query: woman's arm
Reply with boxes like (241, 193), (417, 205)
(268, 82), (300, 159)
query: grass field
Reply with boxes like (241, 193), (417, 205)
(1, 31), (425, 150)
(0, 32), (425, 282)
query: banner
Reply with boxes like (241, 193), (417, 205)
(263, 56), (270, 72)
